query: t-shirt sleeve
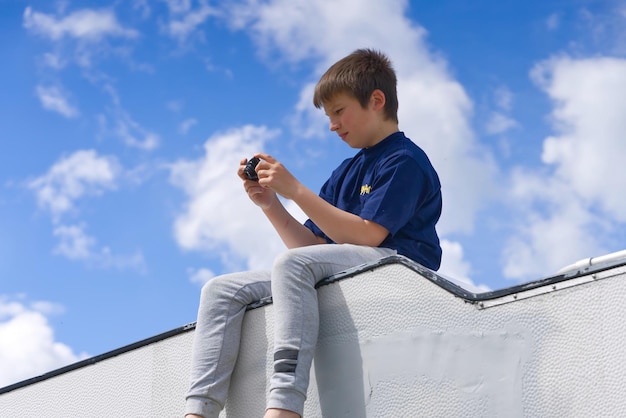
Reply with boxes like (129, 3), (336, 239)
(359, 155), (427, 236)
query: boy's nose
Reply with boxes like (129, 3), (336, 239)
(329, 120), (339, 131)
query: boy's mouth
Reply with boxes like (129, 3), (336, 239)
(339, 132), (348, 140)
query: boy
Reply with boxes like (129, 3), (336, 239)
(185, 49), (442, 418)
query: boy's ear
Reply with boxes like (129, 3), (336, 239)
(369, 89), (386, 111)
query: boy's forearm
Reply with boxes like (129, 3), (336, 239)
(263, 198), (323, 249)
(291, 185), (389, 246)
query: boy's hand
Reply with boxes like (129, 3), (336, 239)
(238, 157), (277, 210)
(253, 153), (300, 200)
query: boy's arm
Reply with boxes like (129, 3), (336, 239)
(240, 157), (324, 249)
(262, 197), (327, 249)
(254, 153), (389, 247)
(291, 185), (389, 246)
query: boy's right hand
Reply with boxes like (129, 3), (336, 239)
(238, 157), (277, 210)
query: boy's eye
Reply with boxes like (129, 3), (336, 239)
(335, 108), (344, 115)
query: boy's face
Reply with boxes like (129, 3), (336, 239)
(322, 92), (383, 149)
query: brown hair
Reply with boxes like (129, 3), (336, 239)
(313, 49), (398, 123)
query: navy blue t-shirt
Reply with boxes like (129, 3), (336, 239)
(304, 131), (442, 270)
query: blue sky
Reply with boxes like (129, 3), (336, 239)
(1, 0), (626, 387)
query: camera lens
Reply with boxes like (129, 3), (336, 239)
(244, 157), (260, 181)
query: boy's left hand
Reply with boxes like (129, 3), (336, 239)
(254, 153), (301, 199)
(239, 157), (277, 210)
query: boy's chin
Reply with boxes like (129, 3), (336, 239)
(342, 138), (362, 148)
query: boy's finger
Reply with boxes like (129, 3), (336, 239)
(254, 153), (275, 163)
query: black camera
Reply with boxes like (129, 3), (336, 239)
(243, 157), (260, 181)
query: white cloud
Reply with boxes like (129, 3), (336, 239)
(578, 6), (626, 54)
(35, 85), (78, 118)
(115, 113), (160, 150)
(53, 224), (96, 259)
(531, 56), (626, 221)
(485, 112), (519, 135)
(164, 0), (218, 41)
(87, 81), (159, 150)
(167, 100), (184, 112)
(229, 0), (412, 67)
(188, 267), (215, 285)
(502, 175), (606, 278)
(42, 52), (66, 69)
(97, 247), (147, 272)
(288, 82), (328, 141)
(501, 55), (626, 280)
(439, 239), (490, 293)
(486, 86), (518, 135)
(133, 0), (151, 19)
(0, 296), (88, 388)
(23, 6), (138, 42)
(169, 125), (287, 270)
(179, 118), (198, 134)
(165, 0), (193, 14)
(28, 150), (120, 220)
(26, 151), (145, 271)
(494, 85), (514, 111)
(204, 58), (234, 78)
(29, 301), (65, 316)
(546, 13), (560, 31)
(92, 88), (159, 149)
(24, 6), (143, 69)
(52, 223), (147, 271)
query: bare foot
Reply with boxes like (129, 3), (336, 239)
(263, 408), (301, 418)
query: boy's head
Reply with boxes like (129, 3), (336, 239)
(313, 49), (398, 123)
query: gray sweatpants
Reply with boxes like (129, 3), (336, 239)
(184, 243), (396, 417)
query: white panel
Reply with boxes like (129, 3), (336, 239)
(0, 332), (195, 417)
(1, 260), (626, 417)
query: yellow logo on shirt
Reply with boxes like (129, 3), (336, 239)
(360, 184), (372, 195)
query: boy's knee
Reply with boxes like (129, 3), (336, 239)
(273, 247), (310, 269)
(273, 249), (293, 269)
(200, 274), (237, 303)
(272, 248), (308, 279)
